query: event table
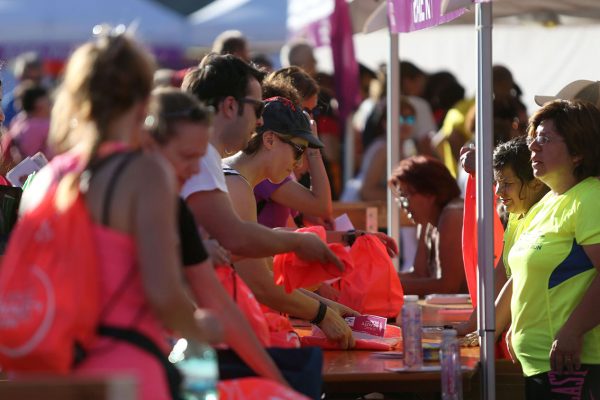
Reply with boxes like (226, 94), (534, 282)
(316, 300), (481, 398)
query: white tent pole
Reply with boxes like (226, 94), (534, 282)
(386, 31), (401, 272)
(475, 1), (495, 399)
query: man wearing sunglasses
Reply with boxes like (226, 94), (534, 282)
(181, 55), (347, 282)
(182, 54), (353, 349)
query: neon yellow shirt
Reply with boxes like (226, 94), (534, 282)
(507, 177), (600, 376)
(503, 213), (525, 278)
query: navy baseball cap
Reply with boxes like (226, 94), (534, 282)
(257, 96), (324, 148)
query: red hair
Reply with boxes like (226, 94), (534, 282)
(389, 155), (460, 207)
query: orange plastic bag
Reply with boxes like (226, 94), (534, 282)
(215, 264), (271, 347)
(263, 312), (301, 348)
(462, 174), (505, 305)
(0, 179), (100, 373)
(273, 226), (354, 293)
(218, 377), (310, 400)
(336, 235), (404, 318)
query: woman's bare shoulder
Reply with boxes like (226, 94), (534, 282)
(439, 198), (464, 224)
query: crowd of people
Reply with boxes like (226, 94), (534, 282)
(0, 27), (599, 400)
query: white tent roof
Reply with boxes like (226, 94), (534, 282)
(188, 0), (288, 53)
(0, 0), (188, 47)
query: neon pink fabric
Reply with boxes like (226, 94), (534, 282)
(461, 174), (505, 305)
(273, 226), (354, 293)
(336, 235), (404, 318)
(215, 265), (272, 347)
(75, 225), (170, 400)
(45, 152), (170, 399)
(218, 377), (310, 400)
(263, 312), (301, 348)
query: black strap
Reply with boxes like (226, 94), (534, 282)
(98, 325), (183, 400)
(230, 264), (238, 302)
(100, 152), (141, 225)
(223, 167), (239, 177)
(94, 151), (142, 320)
(256, 199), (267, 215)
(224, 168), (268, 215)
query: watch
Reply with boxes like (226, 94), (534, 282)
(310, 301), (328, 325)
(342, 229), (364, 247)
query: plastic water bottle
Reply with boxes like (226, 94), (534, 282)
(399, 295), (423, 369)
(440, 329), (462, 400)
(169, 338), (219, 400)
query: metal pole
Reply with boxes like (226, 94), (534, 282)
(475, 2), (495, 399)
(387, 32), (400, 271)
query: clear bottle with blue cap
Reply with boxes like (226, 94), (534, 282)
(169, 338), (219, 400)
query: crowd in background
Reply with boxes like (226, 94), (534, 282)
(1, 26), (600, 400)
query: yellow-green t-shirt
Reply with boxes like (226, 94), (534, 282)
(503, 213), (521, 278)
(507, 177), (600, 376)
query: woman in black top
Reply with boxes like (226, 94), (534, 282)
(145, 87), (287, 386)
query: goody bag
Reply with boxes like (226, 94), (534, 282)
(337, 234), (404, 318)
(215, 264), (272, 347)
(218, 377), (310, 400)
(0, 176), (100, 372)
(462, 174), (504, 304)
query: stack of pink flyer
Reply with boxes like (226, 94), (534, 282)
(344, 315), (387, 339)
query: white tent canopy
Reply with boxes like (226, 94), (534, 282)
(340, 24), (600, 115)
(187, 0), (288, 54)
(0, 0), (189, 59)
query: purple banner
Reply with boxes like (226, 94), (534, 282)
(387, 0), (467, 33)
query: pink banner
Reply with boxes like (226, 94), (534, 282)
(387, 0), (467, 33)
(330, 0), (361, 124)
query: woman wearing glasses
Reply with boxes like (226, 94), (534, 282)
(222, 96), (358, 349)
(389, 155), (466, 296)
(507, 100), (600, 399)
(255, 66), (333, 229)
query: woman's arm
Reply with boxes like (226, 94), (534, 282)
(401, 206), (465, 296)
(132, 156), (216, 343)
(186, 181), (343, 269)
(226, 175), (354, 348)
(234, 257), (354, 349)
(270, 148), (332, 219)
(456, 257), (511, 337)
(184, 262), (287, 385)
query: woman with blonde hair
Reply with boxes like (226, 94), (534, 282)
(21, 34), (217, 399)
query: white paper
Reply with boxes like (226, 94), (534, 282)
(6, 152), (48, 187)
(334, 213), (354, 231)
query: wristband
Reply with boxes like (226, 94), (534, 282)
(310, 301), (328, 325)
(342, 229), (364, 247)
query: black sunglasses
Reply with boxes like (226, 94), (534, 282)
(238, 97), (265, 119)
(303, 105), (321, 119)
(276, 134), (307, 161)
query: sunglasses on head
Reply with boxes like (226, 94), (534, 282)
(303, 105), (321, 119)
(276, 134), (307, 161)
(238, 97), (265, 119)
(399, 115), (416, 126)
